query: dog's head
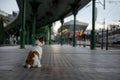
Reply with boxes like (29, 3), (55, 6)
(35, 37), (45, 46)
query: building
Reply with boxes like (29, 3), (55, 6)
(0, 10), (18, 27)
(57, 20), (89, 44)
(0, 10), (18, 44)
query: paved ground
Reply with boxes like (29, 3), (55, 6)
(0, 45), (120, 80)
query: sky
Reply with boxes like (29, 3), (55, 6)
(0, 0), (120, 31)
(54, 0), (120, 31)
(0, 0), (19, 14)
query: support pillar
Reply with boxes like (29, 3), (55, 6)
(73, 14), (77, 47)
(26, 26), (30, 44)
(90, 0), (96, 49)
(60, 19), (64, 45)
(70, 3), (79, 47)
(30, 0), (40, 45)
(32, 16), (36, 45)
(0, 17), (4, 44)
(20, 0), (26, 48)
(101, 29), (104, 49)
(49, 24), (52, 45)
(106, 27), (108, 50)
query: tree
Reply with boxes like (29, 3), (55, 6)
(36, 25), (49, 43)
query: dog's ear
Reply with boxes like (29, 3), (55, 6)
(40, 37), (44, 40)
(34, 36), (38, 40)
(37, 37), (44, 43)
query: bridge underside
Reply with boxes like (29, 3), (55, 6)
(5, 0), (91, 32)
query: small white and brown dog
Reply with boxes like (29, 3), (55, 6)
(25, 37), (45, 68)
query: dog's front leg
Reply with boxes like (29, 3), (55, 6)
(37, 60), (42, 67)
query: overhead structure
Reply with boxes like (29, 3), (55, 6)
(5, 0), (91, 31)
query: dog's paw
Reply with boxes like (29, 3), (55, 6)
(38, 64), (42, 67)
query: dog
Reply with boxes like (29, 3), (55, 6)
(25, 37), (45, 68)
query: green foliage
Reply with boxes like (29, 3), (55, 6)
(36, 25), (49, 43)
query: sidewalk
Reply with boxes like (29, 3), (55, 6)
(0, 45), (120, 80)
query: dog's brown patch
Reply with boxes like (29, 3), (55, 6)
(26, 51), (34, 65)
(26, 51), (39, 65)
(34, 51), (39, 57)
